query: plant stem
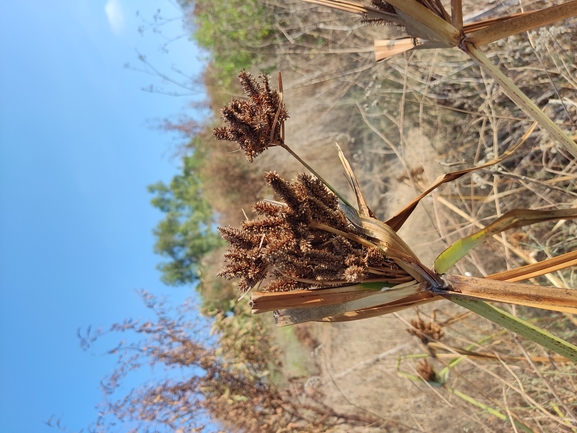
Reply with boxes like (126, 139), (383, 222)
(449, 388), (534, 432)
(464, 42), (577, 158)
(384, 0), (461, 46)
(451, 0), (463, 31)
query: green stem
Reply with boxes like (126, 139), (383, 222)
(450, 388), (534, 433)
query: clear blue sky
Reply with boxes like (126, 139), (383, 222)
(0, 1), (207, 431)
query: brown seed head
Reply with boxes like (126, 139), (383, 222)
(213, 71), (288, 162)
(407, 318), (444, 343)
(416, 360), (437, 382)
(218, 173), (410, 294)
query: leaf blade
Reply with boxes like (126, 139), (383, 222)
(435, 208), (577, 274)
(448, 297), (577, 363)
(443, 274), (577, 315)
(385, 122), (536, 231)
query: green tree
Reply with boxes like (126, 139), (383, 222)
(180, 0), (277, 84)
(149, 148), (224, 286)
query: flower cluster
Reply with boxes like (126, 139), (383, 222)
(213, 71), (289, 162)
(218, 172), (410, 293)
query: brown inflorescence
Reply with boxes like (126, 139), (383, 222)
(407, 318), (444, 344)
(218, 172), (410, 293)
(416, 359), (437, 383)
(213, 71), (289, 162)
(362, 0), (398, 26)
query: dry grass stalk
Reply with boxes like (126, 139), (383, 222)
(487, 251), (577, 283)
(467, 1), (577, 47)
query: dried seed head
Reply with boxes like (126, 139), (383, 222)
(416, 360), (437, 382)
(371, 0), (395, 14)
(219, 173), (410, 294)
(407, 318), (444, 343)
(264, 171), (308, 221)
(343, 265), (368, 283)
(214, 71), (288, 162)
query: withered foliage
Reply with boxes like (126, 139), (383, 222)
(371, 0), (396, 15)
(416, 359), (438, 383)
(407, 317), (444, 344)
(218, 171), (408, 293)
(362, 0), (446, 26)
(213, 71), (288, 162)
(66, 292), (375, 433)
(361, 0), (401, 26)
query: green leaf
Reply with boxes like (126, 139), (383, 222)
(448, 297), (577, 363)
(435, 208), (577, 274)
(232, 394), (249, 402)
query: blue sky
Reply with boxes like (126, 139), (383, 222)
(0, 1), (207, 431)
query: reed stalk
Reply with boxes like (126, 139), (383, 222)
(464, 42), (577, 158)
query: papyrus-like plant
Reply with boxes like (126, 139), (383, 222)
(215, 71), (577, 362)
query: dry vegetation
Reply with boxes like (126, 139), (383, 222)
(69, 1), (577, 432)
(198, 1), (577, 431)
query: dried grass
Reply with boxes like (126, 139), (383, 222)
(204, 1), (576, 430)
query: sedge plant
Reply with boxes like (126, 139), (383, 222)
(214, 71), (577, 362)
